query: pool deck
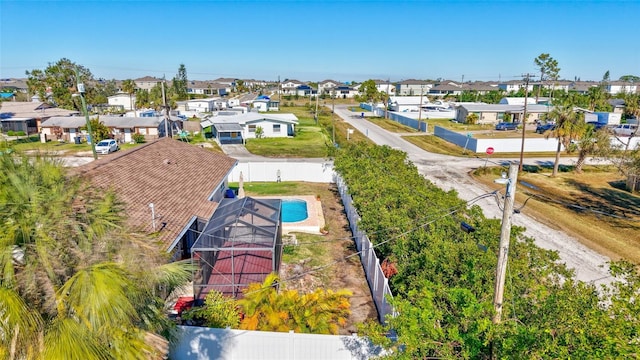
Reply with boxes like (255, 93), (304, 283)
(256, 195), (325, 234)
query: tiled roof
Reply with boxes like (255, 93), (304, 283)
(72, 138), (238, 250)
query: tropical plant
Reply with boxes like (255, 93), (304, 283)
(0, 153), (193, 359)
(534, 53), (560, 103)
(546, 102), (585, 176)
(80, 116), (111, 142)
(255, 126), (264, 139)
(26, 58), (92, 110)
(121, 79), (137, 111)
(574, 125), (612, 173)
(132, 132), (146, 143)
(183, 290), (240, 328)
(466, 113), (479, 124)
(237, 273), (351, 334)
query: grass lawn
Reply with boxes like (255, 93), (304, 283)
(472, 166), (640, 265)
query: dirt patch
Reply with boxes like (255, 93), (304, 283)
(278, 184), (378, 334)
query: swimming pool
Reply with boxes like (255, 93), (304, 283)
(281, 199), (308, 223)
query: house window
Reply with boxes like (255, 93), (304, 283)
(273, 124), (281, 133)
(248, 125), (256, 133)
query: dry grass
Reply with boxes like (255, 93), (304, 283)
(472, 167), (640, 264)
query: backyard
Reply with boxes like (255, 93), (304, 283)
(231, 181), (378, 334)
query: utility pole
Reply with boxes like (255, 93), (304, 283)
(418, 85), (424, 132)
(161, 81), (170, 138)
(314, 84), (320, 125)
(331, 90), (336, 145)
(493, 163), (519, 324)
(75, 67), (97, 160)
(278, 75), (281, 104)
(385, 78), (390, 119)
(518, 73), (535, 172)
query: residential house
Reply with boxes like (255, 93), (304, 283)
(318, 79), (341, 94)
(428, 82), (464, 97)
(608, 99), (626, 114)
(294, 84), (316, 97)
(568, 81), (599, 94)
(455, 103), (552, 124)
(203, 112), (298, 144)
(395, 79), (432, 96)
(388, 96), (428, 112)
(374, 80), (395, 95)
(108, 93), (136, 111)
(606, 81), (638, 95)
(465, 82), (500, 94)
(332, 85), (359, 99)
(41, 115), (177, 143)
(0, 78), (28, 94)
(187, 80), (228, 96)
(71, 137), (239, 260)
(0, 101), (78, 134)
(497, 80), (535, 93)
(134, 76), (162, 91)
(252, 96), (280, 112)
(280, 80), (305, 95)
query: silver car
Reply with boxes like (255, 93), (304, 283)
(95, 139), (119, 154)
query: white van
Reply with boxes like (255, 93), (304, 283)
(612, 124), (638, 137)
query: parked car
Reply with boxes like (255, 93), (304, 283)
(495, 122), (518, 131)
(95, 139), (119, 154)
(612, 124), (638, 137)
(535, 123), (556, 134)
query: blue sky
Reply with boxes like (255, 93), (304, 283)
(1, 0), (638, 83)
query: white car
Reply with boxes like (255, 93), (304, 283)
(95, 139), (119, 154)
(612, 124), (638, 137)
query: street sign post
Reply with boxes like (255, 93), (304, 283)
(463, 133), (473, 154)
(485, 147), (495, 167)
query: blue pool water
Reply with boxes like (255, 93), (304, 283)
(282, 199), (308, 223)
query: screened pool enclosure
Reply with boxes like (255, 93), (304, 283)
(191, 197), (282, 299)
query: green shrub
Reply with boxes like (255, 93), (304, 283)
(132, 133), (146, 143)
(7, 131), (15, 136)
(16, 131), (26, 136)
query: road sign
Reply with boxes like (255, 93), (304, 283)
(486, 147), (495, 155)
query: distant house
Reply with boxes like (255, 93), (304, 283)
(395, 79), (432, 96)
(606, 81), (638, 95)
(134, 76), (162, 91)
(428, 83), (464, 97)
(281, 80), (304, 95)
(318, 79), (340, 94)
(203, 112), (298, 144)
(374, 80), (395, 94)
(333, 85), (359, 99)
(455, 103), (553, 124)
(41, 115), (179, 143)
(497, 80), (535, 93)
(71, 137), (239, 260)
(108, 93), (136, 111)
(294, 84), (316, 97)
(0, 101), (78, 134)
(253, 96), (279, 112)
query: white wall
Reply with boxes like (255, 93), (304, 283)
(170, 326), (385, 360)
(245, 120), (291, 139)
(229, 161), (334, 183)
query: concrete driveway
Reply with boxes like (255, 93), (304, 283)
(333, 104), (611, 286)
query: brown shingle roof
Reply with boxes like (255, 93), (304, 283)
(72, 138), (238, 250)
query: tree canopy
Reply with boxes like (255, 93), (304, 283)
(0, 153), (192, 359)
(334, 142), (640, 359)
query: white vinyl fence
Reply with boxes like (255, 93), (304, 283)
(335, 174), (395, 324)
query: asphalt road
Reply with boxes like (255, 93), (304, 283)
(333, 105), (612, 286)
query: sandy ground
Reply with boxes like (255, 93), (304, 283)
(334, 105), (613, 287)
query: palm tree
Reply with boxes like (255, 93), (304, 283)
(0, 153), (192, 359)
(546, 102), (585, 176)
(574, 126), (611, 173)
(587, 86), (606, 112)
(121, 79), (136, 111)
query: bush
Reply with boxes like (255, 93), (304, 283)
(17, 131), (26, 136)
(7, 131), (15, 136)
(132, 133), (145, 143)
